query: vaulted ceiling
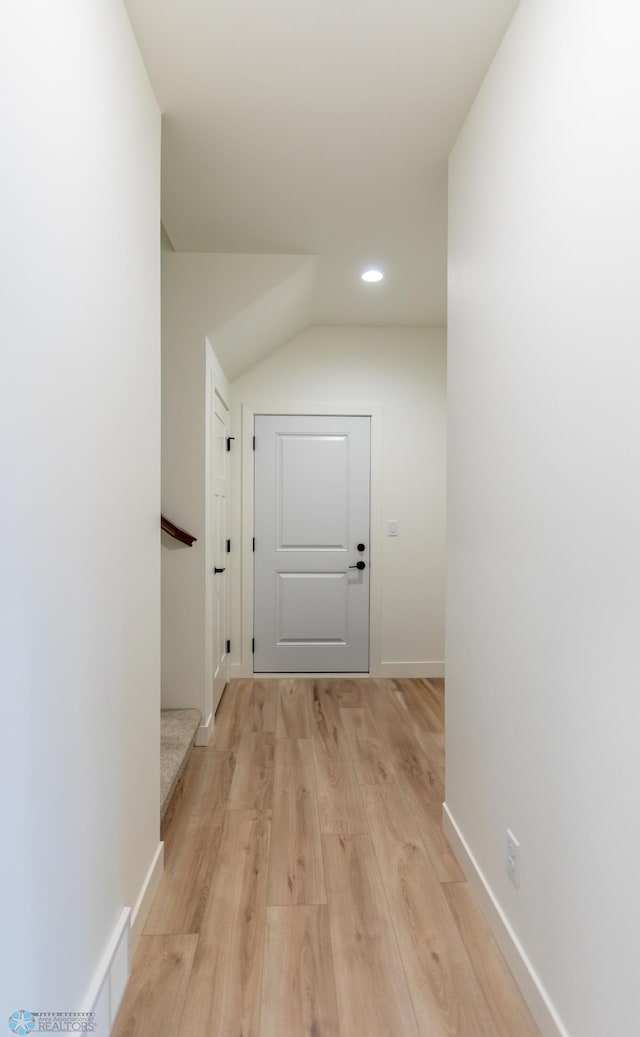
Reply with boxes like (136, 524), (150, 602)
(125, 0), (519, 328)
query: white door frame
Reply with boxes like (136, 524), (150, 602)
(238, 402), (384, 677)
(202, 341), (230, 744)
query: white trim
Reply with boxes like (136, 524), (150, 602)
(442, 803), (570, 1037)
(251, 672), (370, 680)
(83, 845), (164, 1033)
(240, 402), (384, 678)
(129, 840), (164, 954)
(375, 661), (445, 678)
(82, 907), (130, 1033)
(205, 340), (231, 730)
(231, 662), (444, 680)
(195, 711), (212, 746)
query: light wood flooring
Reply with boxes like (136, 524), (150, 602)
(112, 678), (539, 1036)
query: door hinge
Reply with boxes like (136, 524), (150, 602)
(226, 639), (231, 654)
(252, 637), (255, 654)
(226, 538), (231, 553)
(252, 537), (255, 552)
(226, 436), (235, 452)
(252, 435), (256, 450)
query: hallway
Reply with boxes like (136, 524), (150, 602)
(112, 678), (538, 1035)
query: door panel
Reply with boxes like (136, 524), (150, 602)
(277, 435), (349, 549)
(254, 415), (370, 672)
(275, 571), (348, 644)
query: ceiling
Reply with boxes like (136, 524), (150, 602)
(125, 0), (519, 327)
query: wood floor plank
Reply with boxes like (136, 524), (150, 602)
(362, 784), (498, 1036)
(331, 677), (363, 707)
(276, 679), (310, 739)
(228, 730), (274, 813)
(245, 679), (277, 733)
(309, 681), (368, 835)
(260, 906), (339, 1037)
(341, 704), (397, 785)
(413, 725), (445, 785)
(323, 832), (420, 1037)
(158, 748), (200, 839)
(396, 678), (444, 735)
(161, 747), (236, 859)
(159, 745), (209, 852)
(146, 749), (235, 934)
(111, 934), (198, 1037)
(268, 739), (325, 905)
(178, 811), (270, 1037)
(209, 679), (254, 750)
(443, 883), (540, 1037)
(413, 800), (465, 884)
(422, 678), (445, 724)
(367, 679), (444, 804)
(394, 755), (466, 884)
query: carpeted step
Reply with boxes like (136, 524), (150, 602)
(160, 708), (201, 820)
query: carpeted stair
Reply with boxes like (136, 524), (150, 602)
(160, 708), (201, 820)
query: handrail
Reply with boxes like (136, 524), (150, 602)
(161, 514), (197, 546)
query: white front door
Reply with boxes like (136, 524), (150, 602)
(254, 414), (370, 672)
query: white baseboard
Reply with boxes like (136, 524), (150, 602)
(253, 671), (371, 679)
(229, 662), (445, 680)
(82, 843), (164, 1035)
(442, 804), (569, 1037)
(374, 661), (445, 678)
(229, 663), (249, 680)
(130, 841), (164, 954)
(195, 711), (212, 746)
(83, 906), (130, 1036)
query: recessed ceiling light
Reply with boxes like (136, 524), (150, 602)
(361, 269), (384, 283)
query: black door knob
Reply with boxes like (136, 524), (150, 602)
(348, 560), (366, 571)
(357, 543), (366, 552)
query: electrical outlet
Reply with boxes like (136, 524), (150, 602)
(506, 829), (520, 888)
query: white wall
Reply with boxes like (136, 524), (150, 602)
(229, 325), (446, 676)
(161, 259), (208, 716)
(161, 252), (316, 721)
(1, 1), (161, 1027)
(446, 2), (640, 1035)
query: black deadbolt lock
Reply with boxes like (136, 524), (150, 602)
(356, 543), (366, 552)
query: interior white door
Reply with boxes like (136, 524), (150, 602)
(210, 386), (230, 713)
(254, 414), (370, 672)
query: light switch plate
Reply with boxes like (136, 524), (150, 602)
(387, 520), (399, 536)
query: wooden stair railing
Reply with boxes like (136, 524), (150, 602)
(161, 514), (197, 546)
